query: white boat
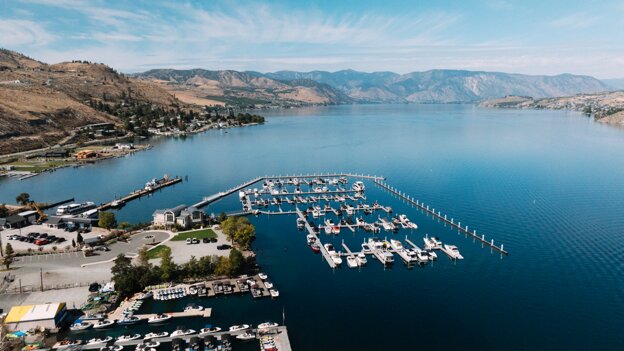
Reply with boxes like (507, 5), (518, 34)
(136, 291), (153, 300)
(93, 319), (115, 329)
(356, 253), (367, 266)
(236, 332), (256, 341)
(361, 243), (371, 254)
(423, 235), (442, 250)
(184, 304), (204, 312)
(330, 252), (343, 265)
(426, 250), (438, 260)
(199, 326), (222, 335)
(415, 249), (430, 263)
(258, 273), (268, 280)
(346, 255), (358, 268)
(70, 321), (93, 331)
(390, 239), (404, 251)
(116, 334), (142, 342)
(352, 181), (365, 192)
(324, 243), (335, 254)
(442, 244), (464, 260)
(264, 281), (274, 289)
(101, 345), (123, 351)
(143, 341), (160, 348)
(170, 329), (196, 337)
(147, 313), (172, 324)
(270, 289), (280, 298)
(117, 316), (140, 325)
(229, 324), (250, 332)
(297, 218), (306, 229)
(397, 248), (418, 264)
(258, 322), (279, 329)
(86, 336), (113, 345)
(144, 332), (169, 339)
(306, 234), (316, 245)
(52, 340), (83, 349)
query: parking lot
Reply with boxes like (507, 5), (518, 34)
(1, 224), (105, 253)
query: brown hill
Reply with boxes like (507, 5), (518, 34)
(0, 50), (182, 155)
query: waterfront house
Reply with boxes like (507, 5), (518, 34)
(153, 205), (204, 229)
(0, 214), (28, 229)
(45, 216), (65, 229)
(5, 303), (68, 331)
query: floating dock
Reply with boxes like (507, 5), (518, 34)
(98, 176), (182, 210)
(374, 180), (508, 255)
(296, 207), (336, 268)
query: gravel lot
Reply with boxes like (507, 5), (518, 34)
(1, 224), (107, 253)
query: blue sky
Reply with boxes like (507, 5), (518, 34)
(1, 0), (623, 78)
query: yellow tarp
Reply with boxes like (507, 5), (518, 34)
(5, 305), (34, 323)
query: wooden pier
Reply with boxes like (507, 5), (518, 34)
(98, 176), (182, 210)
(374, 180), (508, 255)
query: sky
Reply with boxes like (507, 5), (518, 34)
(1, 0), (623, 78)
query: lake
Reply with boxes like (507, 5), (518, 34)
(1, 104), (623, 350)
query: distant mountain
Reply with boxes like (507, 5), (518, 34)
(603, 78), (624, 90)
(266, 69), (612, 103)
(134, 69), (352, 106)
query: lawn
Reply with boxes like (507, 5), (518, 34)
(147, 245), (171, 259)
(171, 228), (217, 241)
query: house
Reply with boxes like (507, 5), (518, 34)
(153, 205), (204, 229)
(0, 215), (28, 229)
(74, 150), (98, 159)
(45, 216), (65, 229)
(42, 150), (69, 158)
(17, 210), (39, 224)
(4, 303), (68, 331)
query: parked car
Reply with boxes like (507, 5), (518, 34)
(210, 237), (218, 243)
(39, 233), (48, 238)
(88, 282), (100, 292)
(216, 244), (231, 250)
(191, 238), (200, 244)
(35, 239), (49, 246)
(202, 238), (210, 243)
(186, 238), (192, 245)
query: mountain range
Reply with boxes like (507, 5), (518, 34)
(136, 68), (613, 106)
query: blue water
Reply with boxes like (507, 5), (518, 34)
(2, 104), (624, 350)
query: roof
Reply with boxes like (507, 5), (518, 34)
(46, 216), (64, 225)
(18, 210), (38, 217)
(166, 204), (187, 215)
(5, 303), (66, 323)
(4, 215), (26, 224)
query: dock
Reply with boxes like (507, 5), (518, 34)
(296, 207), (336, 268)
(98, 176), (182, 210)
(193, 173), (385, 208)
(374, 180), (508, 255)
(79, 326), (292, 350)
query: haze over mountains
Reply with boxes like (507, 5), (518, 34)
(136, 68), (613, 106)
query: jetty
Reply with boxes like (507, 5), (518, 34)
(374, 180), (508, 255)
(296, 207), (336, 268)
(98, 176), (182, 210)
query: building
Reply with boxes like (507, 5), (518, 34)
(17, 210), (39, 224)
(45, 216), (65, 229)
(74, 150), (98, 160)
(4, 303), (68, 331)
(153, 205), (204, 229)
(0, 214), (28, 229)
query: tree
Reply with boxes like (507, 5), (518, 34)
(3, 243), (14, 270)
(118, 222), (131, 231)
(76, 233), (83, 244)
(0, 205), (8, 218)
(98, 211), (117, 229)
(221, 216), (256, 249)
(15, 193), (30, 206)
(229, 249), (244, 275)
(160, 248), (176, 282)
(71, 239), (76, 248)
(137, 247), (150, 267)
(217, 212), (228, 223)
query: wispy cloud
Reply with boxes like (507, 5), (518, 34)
(550, 12), (599, 29)
(0, 19), (55, 47)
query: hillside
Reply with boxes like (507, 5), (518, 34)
(480, 91), (624, 125)
(0, 50), (182, 155)
(134, 69), (352, 107)
(267, 69), (611, 103)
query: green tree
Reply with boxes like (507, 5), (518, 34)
(98, 211), (117, 229)
(214, 256), (231, 276)
(160, 248), (176, 282)
(0, 205), (9, 217)
(3, 243), (15, 270)
(71, 239), (76, 248)
(217, 212), (228, 223)
(137, 247), (150, 267)
(118, 222), (131, 231)
(76, 233), (84, 244)
(221, 217), (256, 249)
(15, 193), (30, 205)
(229, 248), (243, 275)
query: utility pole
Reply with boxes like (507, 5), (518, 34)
(40, 268), (43, 291)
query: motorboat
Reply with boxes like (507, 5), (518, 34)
(147, 313), (172, 324)
(330, 252), (343, 266)
(184, 304), (204, 312)
(143, 340), (160, 348)
(258, 322), (279, 329)
(270, 289), (280, 298)
(117, 316), (140, 325)
(297, 218), (306, 229)
(116, 334), (142, 342)
(397, 248), (418, 264)
(426, 250), (438, 260)
(346, 255), (358, 268)
(135, 291), (153, 300)
(416, 250), (430, 263)
(93, 319), (115, 329)
(324, 243), (335, 254)
(258, 273), (268, 280)
(199, 325), (222, 336)
(229, 324), (250, 332)
(390, 239), (404, 251)
(352, 181), (365, 192)
(264, 281), (274, 289)
(101, 345), (123, 351)
(356, 253), (367, 266)
(86, 336), (113, 345)
(442, 244), (464, 260)
(423, 235), (442, 250)
(70, 321), (93, 331)
(361, 243), (371, 254)
(52, 340), (83, 349)
(170, 328), (196, 337)
(236, 332), (256, 341)
(310, 242), (321, 253)
(144, 331), (169, 339)
(306, 234), (316, 245)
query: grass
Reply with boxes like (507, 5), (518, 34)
(147, 245), (171, 259)
(171, 228), (217, 241)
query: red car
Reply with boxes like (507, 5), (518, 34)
(34, 239), (49, 246)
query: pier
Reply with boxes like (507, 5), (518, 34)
(296, 207), (336, 268)
(193, 173), (385, 208)
(374, 180), (508, 255)
(98, 176), (182, 210)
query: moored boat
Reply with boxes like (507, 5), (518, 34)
(93, 319), (115, 329)
(69, 321), (93, 331)
(257, 322), (279, 329)
(170, 328), (196, 337)
(229, 324), (250, 332)
(86, 336), (113, 345)
(346, 255), (358, 268)
(236, 332), (256, 341)
(144, 331), (169, 339)
(199, 325), (222, 336)
(147, 313), (172, 324)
